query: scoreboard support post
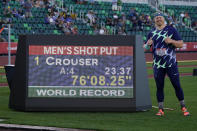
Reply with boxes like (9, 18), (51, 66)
(6, 35), (151, 111)
(135, 35), (151, 111)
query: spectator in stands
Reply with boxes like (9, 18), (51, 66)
(56, 18), (64, 29)
(86, 10), (96, 26)
(3, 0), (10, 6)
(18, 8), (25, 18)
(105, 26), (111, 35)
(141, 14), (146, 23)
(19, 0), (25, 6)
(66, 15), (73, 23)
(117, 0), (122, 11)
(138, 15), (144, 31)
(183, 12), (187, 21)
(129, 8), (137, 21)
(48, 14), (56, 25)
(117, 27), (126, 35)
(129, 11), (138, 31)
(183, 12), (191, 26)
(39, 0), (45, 8)
(34, 0), (45, 8)
(117, 19), (125, 30)
(34, 0), (40, 7)
(47, 5), (58, 18)
(70, 12), (77, 20)
(12, 8), (19, 17)
(2, 0), (7, 5)
(93, 24), (99, 35)
(180, 12), (184, 24)
(71, 26), (78, 35)
(144, 14), (152, 26)
(43, 0), (50, 7)
(167, 13), (174, 26)
(44, 14), (50, 24)
(24, 0), (33, 18)
(120, 13), (126, 24)
(112, 0), (117, 11)
(112, 13), (119, 26)
(99, 27), (106, 35)
(46, 0), (55, 8)
(59, 10), (67, 19)
(106, 17), (113, 26)
(3, 6), (12, 23)
(89, 0), (95, 5)
(62, 21), (72, 35)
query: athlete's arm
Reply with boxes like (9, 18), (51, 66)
(165, 38), (183, 48)
(143, 37), (153, 51)
(144, 30), (155, 51)
(165, 27), (183, 48)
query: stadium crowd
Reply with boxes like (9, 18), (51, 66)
(44, 0), (154, 35)
(0, 0), (197, 41)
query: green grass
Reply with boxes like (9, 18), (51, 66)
(0, 75), (7, 83)
(0, 68), (5, 73)
(178, 61), (197, 66)
(0, 67), (7, 83)
(0, 77), (196, 130)
(0, 63), (197, 130)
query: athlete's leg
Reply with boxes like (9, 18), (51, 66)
(153, 67), (166, 103)
(154, 66), (166, 116)
(166, 64), (190, 116)
(166, 64), (184, 101)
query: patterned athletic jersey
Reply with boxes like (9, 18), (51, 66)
(146, 25), (182, 69)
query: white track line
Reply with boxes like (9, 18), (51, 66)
(152, 106), (175, 111)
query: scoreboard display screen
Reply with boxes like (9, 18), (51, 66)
(28, 46), (133, 98)
(9, 35), (151, 111)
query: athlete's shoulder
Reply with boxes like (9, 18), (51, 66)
(148, 27), (156, 34)
(165, 25), (177, 31)
(166, 25), (182, 40)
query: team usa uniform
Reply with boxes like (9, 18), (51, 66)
(146, 25), (185, 103)
(146, 25), (190, 116)
(145, 12), (190, 116)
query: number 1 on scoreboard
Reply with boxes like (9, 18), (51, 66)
(34, 56), (39, 65)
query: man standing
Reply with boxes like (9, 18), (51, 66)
(24, 0), (33, 18)
(144, 13), (190, 116)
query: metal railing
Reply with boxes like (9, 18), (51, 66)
(1, 24), (12, 65)
(159, 0), (197, 6)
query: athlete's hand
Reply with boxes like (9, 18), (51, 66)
(147, 37), (153, 46)
(165, 37), (173, 44)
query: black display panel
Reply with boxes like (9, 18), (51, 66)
(7, 35), (151, 111)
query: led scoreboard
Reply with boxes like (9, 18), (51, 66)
(28, 45), (133, 98)
(8, 35), (151, 111)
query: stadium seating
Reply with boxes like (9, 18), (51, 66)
(161, 4), (197, 42)
(0, 0), (196, 42)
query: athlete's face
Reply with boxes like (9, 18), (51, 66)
(154, 16), (165, 26)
